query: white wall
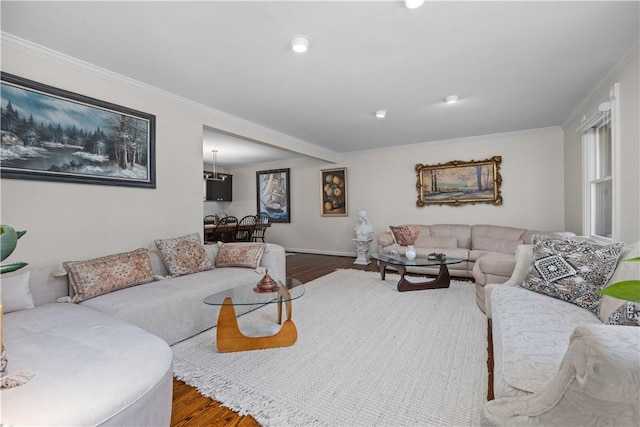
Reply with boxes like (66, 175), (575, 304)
(0, 39), (327, 267)
(230, 128), (566, 256)
(563, 52), (640, 243)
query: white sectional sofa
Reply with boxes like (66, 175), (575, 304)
(0, 240), (286, 426)
(482, 240), (639, 426)
(377, 224), (573, 312)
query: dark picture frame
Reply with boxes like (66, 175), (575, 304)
(320, 167), (347, 216)
(416, 156), (503, 206)
(256, 168), (290, 223)
(0, 72), (156, 188)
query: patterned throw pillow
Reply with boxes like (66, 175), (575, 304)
(215, 243), (266, 268)
(520, 235), (624, 315)
(389, 225), (420, 246)
(154, 233), (213, 276)
(605, 301), (640, 326)
(64, 248), (155, 303)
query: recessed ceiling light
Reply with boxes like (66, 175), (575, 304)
(445, 95), (459, 104)
(290, 36), (309, 53)
(404, 0), (425, 9)
(375, 110), (387, 119)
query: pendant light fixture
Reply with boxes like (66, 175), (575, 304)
(211, 150), (226, 181)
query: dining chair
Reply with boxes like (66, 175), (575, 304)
(252, 212), (270, 242)
(235, 215), (257, 242)
(203, 215), (217, 242)
(217, 216), (238, 242)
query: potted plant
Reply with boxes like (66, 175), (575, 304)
(599, 258), (640, 303)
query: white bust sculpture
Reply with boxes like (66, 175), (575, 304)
(354, 210), (373, 241)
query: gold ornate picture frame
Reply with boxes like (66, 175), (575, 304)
(416, 156), (502, 206)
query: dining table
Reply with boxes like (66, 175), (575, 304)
(204, 222), (271, 243)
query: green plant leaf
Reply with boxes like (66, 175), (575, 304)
(0, 225), (18, 262)
(0, 262), (28, 275)
(16, 230), (27, 239)
(620, 257), (640, 263)
(599, 280), (640, 303)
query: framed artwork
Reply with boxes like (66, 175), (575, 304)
(416, 156), (503, 206)
(0, 72), (156, 188)
(256, 168), (290, 223)
(320, 167), (347, 216)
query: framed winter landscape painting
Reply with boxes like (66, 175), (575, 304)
(416, 156), (503, 206)
(0, 73), (156, 188)
(256, 168), (290, 223)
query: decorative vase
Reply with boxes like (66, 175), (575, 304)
(405, 245), (416, 260)
(254, 269), (279, 293)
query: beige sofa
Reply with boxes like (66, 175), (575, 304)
(377, 224), (573, 312)
(482, 241), (639, 426)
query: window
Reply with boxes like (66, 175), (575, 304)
(579, 83), (619, 242)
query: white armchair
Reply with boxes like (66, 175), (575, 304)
(483, 241), (640, 426)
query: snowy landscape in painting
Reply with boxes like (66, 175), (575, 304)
(1, 79), (152, 184)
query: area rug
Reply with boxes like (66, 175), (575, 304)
(172, 269), (488, 426)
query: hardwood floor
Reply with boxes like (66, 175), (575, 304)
(171, 252), (492, 426)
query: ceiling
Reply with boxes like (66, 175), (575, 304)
(2, 1), (639, 167)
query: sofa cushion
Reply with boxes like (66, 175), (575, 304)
(413, 235), (458, 249)
(431, 224), (472, 249)
(1, 270), (35, 313)
(605, 301), (640, 326)
(154, 233), (213, 276)
(215, 242), (265, 268)
(491, 285), (601, 397)
(64, 248), (155, 303)
(598, 241), (640, 322)
(1, 303), (173, 426)
(472, 236), (522, 254)
(521, 235), (624, 315)
(80, 266), (265, 345)
(389, 225), (421, 246)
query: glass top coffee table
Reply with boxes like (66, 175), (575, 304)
(203, 278), (304, 352)
(369, 253), (463, 292)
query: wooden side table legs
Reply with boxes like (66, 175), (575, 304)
(215, 285), (297, 353)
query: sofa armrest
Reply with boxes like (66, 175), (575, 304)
(482, 324), (640, 426)
(501, 244), (533, 286)
(484, 244), (533, 318)
(260, 243), (286, 284)
(377, 232), (394, 248)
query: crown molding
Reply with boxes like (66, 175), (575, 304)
(562, 39), (639, 129)
(340, 126), (562, 159)
(1, 31), (338, 163)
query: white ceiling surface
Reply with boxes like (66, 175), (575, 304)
(2, 1), (639, 167)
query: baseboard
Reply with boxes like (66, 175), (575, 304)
(284, 248), (355, 257)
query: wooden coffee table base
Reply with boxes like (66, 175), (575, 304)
(379, 261), (452, 292)
(215, 286), (298, 353)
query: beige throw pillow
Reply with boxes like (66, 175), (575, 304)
(215, 243), (266, 268)
(154, 233), (213, 276)
(64, 248), (155, 303)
